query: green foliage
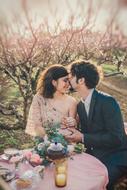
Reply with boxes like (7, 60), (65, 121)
(0, 129), (34, 154)
(74, 143), (85, 154)
(0, 144), (5, 149)
(102, 64), (117, 73)
(6, 137), (19, 146)
(34, 139), (49, 161)
(112, 48), (126, 64)
(34, 123), (68, 165)
(45, 123), (68, 147)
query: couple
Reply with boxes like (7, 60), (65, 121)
(26, 60), (127, 190)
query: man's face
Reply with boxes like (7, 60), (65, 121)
(68, 73), (78, 91)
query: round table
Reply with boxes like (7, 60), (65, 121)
(0, 153), (108, 190)
(40, 153), (109, 190)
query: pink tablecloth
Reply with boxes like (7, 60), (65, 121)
(0, 153), (109, 190)
(41, 153), (108, 190)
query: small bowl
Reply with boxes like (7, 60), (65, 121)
(47, 148), (67, 160)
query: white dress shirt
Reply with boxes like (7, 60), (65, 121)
(80, 89), (94, 143)
(81, 89), (94, 116)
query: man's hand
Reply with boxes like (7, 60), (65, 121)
(64, 129), (83, 143)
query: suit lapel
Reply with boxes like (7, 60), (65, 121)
(88, 89), (97, 126)
(78, 101), (88, 122)
(77, 101), (88, 133)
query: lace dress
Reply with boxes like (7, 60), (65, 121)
(25, 94), (69, 136)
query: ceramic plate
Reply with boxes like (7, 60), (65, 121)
(0, 154), (9, 161)
(4, 148), (19, 157)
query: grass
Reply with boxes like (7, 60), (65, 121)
(102, 63), (127, 77)
(5, 83), (21, 103)
(0, 129), (34, 154)
(102, 64), (117, 73)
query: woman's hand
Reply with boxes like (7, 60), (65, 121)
(61, 117), (76, 128)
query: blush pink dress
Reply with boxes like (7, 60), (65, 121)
(25, 94), (69, 136)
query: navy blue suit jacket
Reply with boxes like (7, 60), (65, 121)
(77, 89), (127, 166)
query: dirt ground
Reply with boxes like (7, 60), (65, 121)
(98, 76), (127, 122)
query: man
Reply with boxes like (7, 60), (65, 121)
(66, 60), (127, 190)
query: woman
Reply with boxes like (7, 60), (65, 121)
(25, 65), (77, 137)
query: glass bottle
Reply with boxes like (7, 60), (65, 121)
(54, 158), (67, 187)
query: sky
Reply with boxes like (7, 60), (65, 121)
(0, 0), (127, 35)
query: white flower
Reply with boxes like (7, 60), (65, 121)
(44, 135), (50, 146)
(44, 135), (48, 142)
(45, 140), (50, 146)
(37, 143), (45, 151)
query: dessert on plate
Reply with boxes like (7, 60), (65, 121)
(16, 178), (32, 189)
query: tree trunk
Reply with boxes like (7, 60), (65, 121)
(23, 98), (28, 128)
(117, 61), (122, 72)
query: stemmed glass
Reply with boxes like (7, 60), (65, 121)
(10, 155), (23, 177)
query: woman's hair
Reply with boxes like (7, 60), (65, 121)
(36, 64), (68, 98)
(70, 60), (100, 89)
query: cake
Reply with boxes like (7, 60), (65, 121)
(47, 142), (67, 160)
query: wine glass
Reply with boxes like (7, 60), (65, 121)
(10, 155), (23, 177)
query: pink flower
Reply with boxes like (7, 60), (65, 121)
(30, 154), (43, 164)
(23, 151), (32, 160)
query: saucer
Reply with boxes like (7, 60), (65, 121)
(0, 154), (9, 161)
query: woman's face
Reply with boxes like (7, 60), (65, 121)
(53, 76), (70, 94)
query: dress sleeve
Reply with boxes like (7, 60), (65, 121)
(25, 94), (45, 137)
